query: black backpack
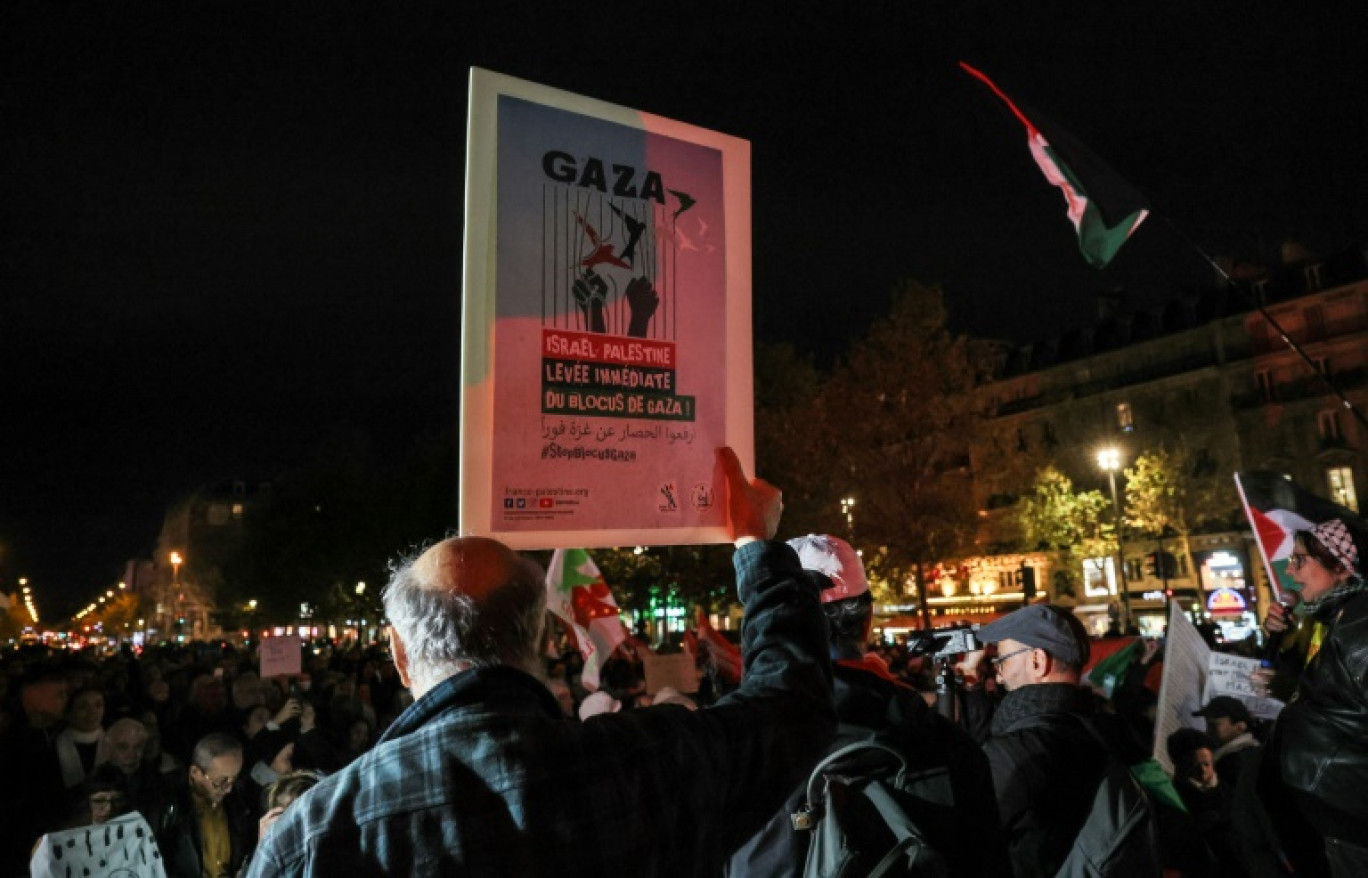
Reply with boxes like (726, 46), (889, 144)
(1053, 721), (1162, 878)
(791, 740), (952, 878)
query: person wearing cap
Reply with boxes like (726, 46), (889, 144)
(1192, 696), (1258, 787)
(971, 603), (1150, 878)
(1187, 697), (1293, 878)
(1260, 518), (1368, 877)
(728, 534), (1009, 877)
(246, 448), (836, 878)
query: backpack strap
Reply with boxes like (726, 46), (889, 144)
(803, 740), (908, 805)
(862, 782), (930, 876)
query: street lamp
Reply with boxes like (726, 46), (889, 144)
(169, 551), (183, 582)
(1096, 447), (1133, 631)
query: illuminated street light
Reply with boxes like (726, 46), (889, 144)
(355, 582), (366, 595)
(1096, 447), (1132, 630)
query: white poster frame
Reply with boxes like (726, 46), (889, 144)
(461, 69), (752, 549)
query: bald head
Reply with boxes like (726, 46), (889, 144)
(412, 537), (524, 601)
(384, 537), (547, 696)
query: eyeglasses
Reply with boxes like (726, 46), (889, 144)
(1288, 552), (1317, 571)
(196, 767), (238, 792)
(991, 646), (1037, 668)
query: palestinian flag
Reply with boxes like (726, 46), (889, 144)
(1234, 471), (1363, 601)
(546, 548), (627, 691)
(960, 62), (1149, 269)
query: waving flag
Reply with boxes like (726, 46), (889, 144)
(695, 607), (743, 685)
(546, 548), (626, 691)
(960, 62), (1149, 268)
(1234, 471), (1363, 601)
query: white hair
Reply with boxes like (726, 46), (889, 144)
(382, 545), (547, 691)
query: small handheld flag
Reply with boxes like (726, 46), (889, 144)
(960, 62), (1149, 269)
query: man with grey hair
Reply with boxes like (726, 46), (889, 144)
(152, 731), (255, 878)
(247, 447), (836, 877)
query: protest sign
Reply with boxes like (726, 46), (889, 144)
(461, 69), (752, 549)
(641, 651), (699, 695)
(30, 812), (166, 878)
(1203, 651), (1284, 721)
(259, 635), (302, 679)
(1152, 602), (1210, 773)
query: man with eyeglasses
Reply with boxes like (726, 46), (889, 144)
(152, 731), (256, 878)
(965, 604), (1149, 877)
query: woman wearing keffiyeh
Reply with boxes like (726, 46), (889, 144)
(1262, 517), (1368, 878)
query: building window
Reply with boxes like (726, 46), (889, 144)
(1255, 370), (1275, 403)
(1116, 402), (1134, 432)
(1318, 410), (1341, 442)
(1327, 466), (1359, 512)
(232, 503), (244, 520)
(1304, 263), (1323, 292)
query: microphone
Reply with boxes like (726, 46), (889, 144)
(1262, 595), (1298, 665)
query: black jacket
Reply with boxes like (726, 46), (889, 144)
(1270, 589), (1368, 841)
(728, 657), (1010, 876)
(151, 773), (256, 878)
(246, 540), (837, 878)
(982, 683), (1119, 878)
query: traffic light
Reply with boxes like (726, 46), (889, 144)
(1144, 553), (1159, 578)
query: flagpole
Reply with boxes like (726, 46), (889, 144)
(1160, 216), (1368, 432)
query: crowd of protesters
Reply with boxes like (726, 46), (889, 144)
(3, 451), (1366, 877)
(0, 637), (407, 875)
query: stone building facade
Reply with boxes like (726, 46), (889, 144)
(916, 245), (1367, 638)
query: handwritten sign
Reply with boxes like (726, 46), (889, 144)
(461, 69), (753, 549)
(30, 812), (166, 878)
(1152, 602), (1211, 773)
(641, 651), (700, 695)
(1203, 652), (1284, 720)
(259, 635), (302, 679)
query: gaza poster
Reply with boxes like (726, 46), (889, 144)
(461, 70), (752, 548)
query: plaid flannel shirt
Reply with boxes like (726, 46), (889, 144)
(246, 539), (834, 877)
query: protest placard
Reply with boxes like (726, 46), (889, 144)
(1203, 651), (1284, 720)
(30, 812), (166, 878)
(641, 651), (699, 695)
(259, 635), (302, 679)
(1153, 602), (1211, 773)
(461, 69), (752, 549)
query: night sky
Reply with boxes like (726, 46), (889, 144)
(5, 1), (1367, 617)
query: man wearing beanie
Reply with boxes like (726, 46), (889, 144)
(728, 534), (1009, 876)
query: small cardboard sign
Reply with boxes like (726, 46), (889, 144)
(259, 635), (302, 679)
(641, 651), (699, 695)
